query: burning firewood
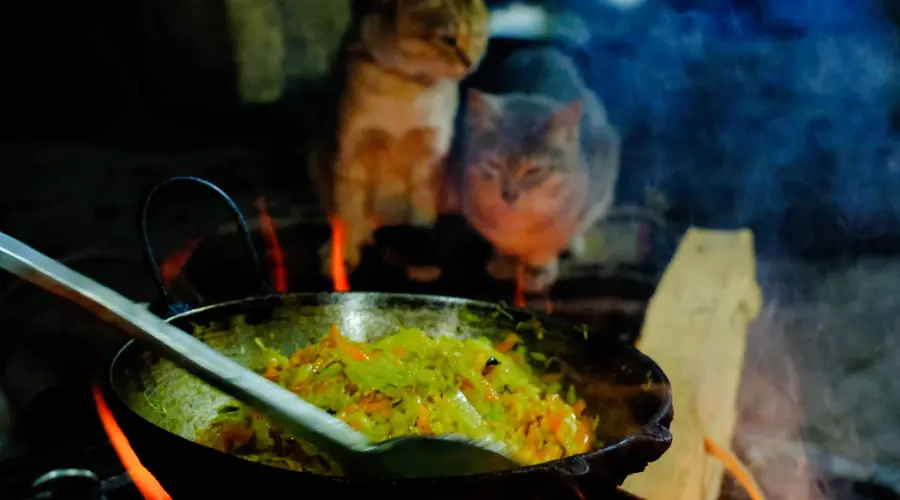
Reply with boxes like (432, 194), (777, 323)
(623, 228), (764, 500)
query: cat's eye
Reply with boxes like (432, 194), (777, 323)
(480, 169), (495, 181)
(523, 167), (542, 177)
(439, 35), (458, 46)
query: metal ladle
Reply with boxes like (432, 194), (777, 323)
(0, 231), (518, 479)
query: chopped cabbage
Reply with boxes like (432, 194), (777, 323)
(196, 324), (597, 474)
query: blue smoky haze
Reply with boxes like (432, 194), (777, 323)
(542, 0), (900, 258)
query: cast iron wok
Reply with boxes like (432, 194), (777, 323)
(105, 177), (673, 499)
(106, 292), (673, 499)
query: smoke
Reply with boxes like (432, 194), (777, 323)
(732, 286), (828, 500)
(567, 0), (900, 255)
(726, 260), (900, 499)
(542, 1), (900, 497)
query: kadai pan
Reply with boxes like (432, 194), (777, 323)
(104, 177), (673, 499)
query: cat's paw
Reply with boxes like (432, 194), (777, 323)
(521, 261), (560, 293)
(406, 265), (442, 283)
(486, 254), (517, 281)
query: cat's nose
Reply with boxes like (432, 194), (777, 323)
(501, 189), (518, 204)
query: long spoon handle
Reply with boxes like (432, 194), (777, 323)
(0, 232), (371, 458)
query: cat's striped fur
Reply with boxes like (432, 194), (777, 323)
(312, 0), (490, 278)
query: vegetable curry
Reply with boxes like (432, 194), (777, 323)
(196, 325), (597, 474)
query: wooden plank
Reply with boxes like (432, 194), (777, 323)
(623, 228), (762, 500)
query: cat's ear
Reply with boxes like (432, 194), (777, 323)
(546, 100), (582, 144)
(466, 89), (498, 129)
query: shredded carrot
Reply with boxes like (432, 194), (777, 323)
(91, 384), (172, 500)
(572, 399), (586, 417)
(341, 344), (370, 361)
(338, 404), (360, 419)
(416, 405), (432, 434)
(496, 333), (521, 353)
(290, 346), (317, 367)
(361, 397), (392, 414)
(210, 325), (599, 471)
(704, 436), (766, 500)
(324, 325), (342, 347)
(262, 359), (280, 381)
(326, 325), (370, 361)
(553, 419), (573, 446)
(545, 411), (563, 432)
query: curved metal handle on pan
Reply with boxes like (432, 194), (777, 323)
(0, 232), (371, 461)
(138, 176), (271, 316)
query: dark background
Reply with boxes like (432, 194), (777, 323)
(3, 0), (900, 261)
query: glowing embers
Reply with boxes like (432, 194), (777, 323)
(91, 384), (171, 500)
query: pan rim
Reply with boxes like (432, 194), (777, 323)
(107, 291), (673, 483)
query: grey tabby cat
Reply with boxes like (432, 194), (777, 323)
(458, 47), (621, 292)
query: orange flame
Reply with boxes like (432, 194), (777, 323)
(159, 238), (200, 287)
(704, 436), (766, 500)
(513, 263), (526, 308)
(256, 196), (288, 293)
(512, 265), (555, 313)
(91, 384), (171, 500)
(329, 216), (350, 292)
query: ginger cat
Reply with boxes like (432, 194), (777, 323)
(312, 0), (490, 279)
(459, 47), (622, 292)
